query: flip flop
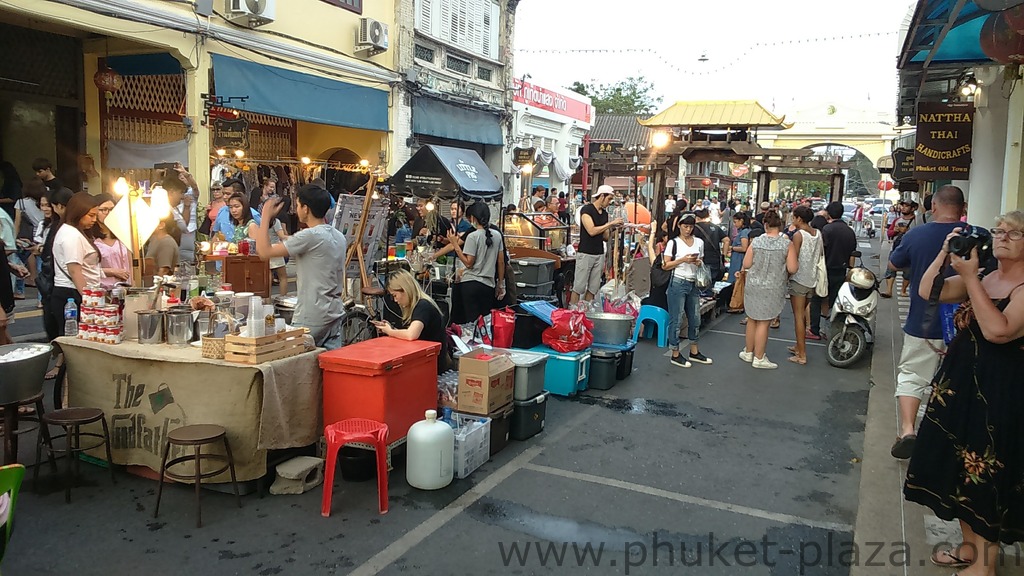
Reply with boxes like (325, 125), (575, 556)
(930, 549), (971, 569)
(770, 319), (781, 329)
(44, 367), (60, 380)
(739, 318), (748, 325)
(787, 355), (807, 365)
(890, 434), (917, 459)
(879, 292), (892, 299)
(787, 346), (797, 354)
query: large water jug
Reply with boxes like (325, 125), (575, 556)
(406, 410), (454, 490)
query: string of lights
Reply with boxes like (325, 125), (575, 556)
(514, 31), (899, 77)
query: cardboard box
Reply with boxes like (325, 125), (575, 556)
(457, 348), (515, 415)
(453, 412), (490, 479)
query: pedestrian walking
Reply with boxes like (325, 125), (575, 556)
(808, 202), (857, 340)
(739, 211), (791, 369)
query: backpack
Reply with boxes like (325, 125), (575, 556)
(35, 222), (60, 297)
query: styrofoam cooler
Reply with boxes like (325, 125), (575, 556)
(511, 392), (547, 441)
(527, 344), (591, 396)
(511, 257), (555, 285)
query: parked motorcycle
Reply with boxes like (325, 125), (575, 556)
(826, 253), (878, 368)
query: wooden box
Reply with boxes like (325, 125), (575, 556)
(223, 328), (306, 364)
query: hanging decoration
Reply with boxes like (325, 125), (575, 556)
(93, 65), (124, 111)
(980, 12), (1024, 64)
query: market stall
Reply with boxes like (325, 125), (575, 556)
(56, 337), (322, 482)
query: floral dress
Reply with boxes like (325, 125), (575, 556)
(904, 292), (1024, 544)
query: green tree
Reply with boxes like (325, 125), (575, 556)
(569, 77), (662, 115)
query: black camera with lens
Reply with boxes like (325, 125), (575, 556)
(948, 225), (994, 263)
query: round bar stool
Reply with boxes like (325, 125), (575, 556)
(154, 424), (241, 528)
(34, 407), (115, 503)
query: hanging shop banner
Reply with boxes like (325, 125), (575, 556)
(589, 142), (622, 156)
(513, 147), (536, 167)
(213, 117), (251, 151)
(913, 102), (974, 180)
(891, 148), (915, 182)
(512, 79), (593, 124)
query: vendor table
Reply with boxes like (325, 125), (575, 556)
(55, 337), (323, 482)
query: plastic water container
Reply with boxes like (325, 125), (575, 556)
(63, 299), (79, 337)
(406, 410), (454, 490)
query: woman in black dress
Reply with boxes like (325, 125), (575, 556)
(373, 270), (450, 374)
(905, 211), (1024, 574)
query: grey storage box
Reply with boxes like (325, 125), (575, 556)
(507, 350), (548, 401)
(511, 257), (555, 285)
(511, 392), (547, 441)
(516, 281), (554, 297)
(588, 348), (620, 391)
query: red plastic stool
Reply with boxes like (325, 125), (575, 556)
(321, 419), (389, 517)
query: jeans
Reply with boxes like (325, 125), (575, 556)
(667, 276), (700, 351)
(809, 269), (848, 335)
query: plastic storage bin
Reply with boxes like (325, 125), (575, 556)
(506, 350), (548, 400)
(528, 344), (591, 396)
(594, 340), (637, 381)
(511, 257), (555, 285)
(511, 392), (547, 441)
(588, 349), (620, 390)
(512, 306), (550, 349)
(319, 338), (441, 443)
(488, 404), (513, 456)
(452, 412), (490, 479)
(516, 281), (554, 297)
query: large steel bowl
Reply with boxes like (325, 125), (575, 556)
(0, 343), (53, 405)
(586, 313), (634, 346)
(273, 295), (297, 325)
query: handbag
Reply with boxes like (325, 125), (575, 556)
(650, 241), (675, 289)
(729, 271), (746, 310)
(814, 249), (828, 298)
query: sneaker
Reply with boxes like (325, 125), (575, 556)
(752, 355), (778, 369)
(690, 352), (713, 365)
(738, 349), (753, 363)
(670, 355), (692, 368)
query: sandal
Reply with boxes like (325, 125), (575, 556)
(787, 346), (797, 354)
(930, 549), (972, 569)
(787, 355), (807, 365)
(45, 367), (60, 380)
(770, 318), (781, 329)
(879, 292), (892, 299)
(739, 318), (748, 325)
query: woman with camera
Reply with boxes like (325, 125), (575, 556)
(904, 212), (1024, 574)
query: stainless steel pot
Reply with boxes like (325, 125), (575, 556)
(273, 295), (297, 325)
(0, 343), (52, 405)
(586, 313), (634, 346)
(165, 307), (194, 347)
(137, 310), (165, 344)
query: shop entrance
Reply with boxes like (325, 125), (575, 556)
(0, 21), (85, 191)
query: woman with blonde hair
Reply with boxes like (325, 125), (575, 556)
(373, 269), (450, 374)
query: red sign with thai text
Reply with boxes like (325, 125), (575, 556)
(512, 79), (593, 124)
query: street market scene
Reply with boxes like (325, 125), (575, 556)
(1, 0), (1024, 574)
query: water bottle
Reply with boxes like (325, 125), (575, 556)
(63, 298), (79, 337)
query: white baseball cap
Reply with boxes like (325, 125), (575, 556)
(594, 185), (615, 197)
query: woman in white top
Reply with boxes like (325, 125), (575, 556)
(661, 214), (712, 368)
(49, 192), (102, 336)
(786, 205), (823, 365)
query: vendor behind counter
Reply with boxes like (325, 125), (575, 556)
(372, 270), (450, 374)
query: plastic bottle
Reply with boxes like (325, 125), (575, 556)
(406, 410), (454, 490)
(63, 298), (79, 337)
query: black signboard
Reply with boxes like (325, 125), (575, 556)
(891, 148), (915, 182)
(213, 117), (251, 151)
(513, 147), (536, 167)
(589, 142), (622, 156)
(913, 102), (974, 180)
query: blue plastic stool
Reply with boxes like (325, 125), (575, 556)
(633, 305), (670, 348)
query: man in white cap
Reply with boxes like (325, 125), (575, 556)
(573, 185), (622, 303)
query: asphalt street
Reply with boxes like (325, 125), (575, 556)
(7, 238), (880, 575)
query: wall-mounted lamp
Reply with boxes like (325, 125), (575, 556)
(301, 156), (311, 165)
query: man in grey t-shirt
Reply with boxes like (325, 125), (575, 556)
(255, 184), (347, 349)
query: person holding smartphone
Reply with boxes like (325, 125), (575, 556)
(373, 270), (449, 374)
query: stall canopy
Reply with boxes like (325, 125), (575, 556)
(210, 54), (388, 132)
(391, 145), (502, 200)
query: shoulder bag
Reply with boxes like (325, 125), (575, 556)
(650, 240), (675, 288)
(814, 235), (828, 297)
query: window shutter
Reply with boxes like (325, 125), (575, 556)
(440, 0), (452, 42)
(416, 0), (433, 34)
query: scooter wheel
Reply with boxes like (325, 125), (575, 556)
(827, 324), (868, 368)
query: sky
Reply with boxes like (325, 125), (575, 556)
(512, 0), (918, 118)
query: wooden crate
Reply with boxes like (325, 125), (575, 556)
(223, 328), (306, 364)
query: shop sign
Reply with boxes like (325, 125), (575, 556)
(405, 173), (444, 187)
(891, 148), (915, 181)
(913, 102), (974, 180)
(213, 117), (251, 151)
(513, 147), (536, 167)
(512, 79), (593, 124)
(589, 142), (622, 156)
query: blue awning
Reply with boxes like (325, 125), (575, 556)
(898, 0), (1012, 68)
(412, 97), (504, 146)
(211, 53), (388, 132)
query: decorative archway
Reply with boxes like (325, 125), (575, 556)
(800, 143), (882, 198)
(317, 147), (369, 196)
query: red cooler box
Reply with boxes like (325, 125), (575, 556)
(319, 338), (441, 442)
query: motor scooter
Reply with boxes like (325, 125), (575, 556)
(863, 218), (876, 238)
(826, 251), (879, 368)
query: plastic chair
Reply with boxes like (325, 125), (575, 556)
(633, 305), (670, 348)
(321, 419), (389, 518)
(0, 464), (25, 566)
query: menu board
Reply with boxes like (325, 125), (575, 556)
(332, 194), (389, 279)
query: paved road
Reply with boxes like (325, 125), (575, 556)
(8, 235), (881, 575)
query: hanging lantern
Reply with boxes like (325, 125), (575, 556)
(93, 65), (124, 95)
(877, 180), (894, 191)
(701, 177), (713, 188)
(980, 13), (1024, 64)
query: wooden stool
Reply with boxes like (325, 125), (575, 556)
(4, 391), (56, 466)
(33, 407), (115, 503)
(154, 425), (241, 528)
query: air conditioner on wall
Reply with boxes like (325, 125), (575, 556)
(356, 18), (390, 55)
(225, 0), (276, 28)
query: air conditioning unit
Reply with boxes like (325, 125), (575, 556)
(356, 18), (389, 55)
(225, 0), (276, 28)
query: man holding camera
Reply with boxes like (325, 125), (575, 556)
(888, 185), (967, 459)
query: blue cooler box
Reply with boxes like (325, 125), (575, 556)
(527, 345), (591, 396)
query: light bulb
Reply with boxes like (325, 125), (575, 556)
(371, 190), (379, 200)
(234, 149), (245, 158)
(651, 132), (671, 148)
(359, 159), (370, 167)
(522, 163), (533, 174)
(150, 186), (172, 219)
(426, 201), (435, 212)
(216, 149), (226, 157)
(114, 177), (129, 197)
(301, 156), (311, 165)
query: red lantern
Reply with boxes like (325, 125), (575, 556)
(93, 66), (124, 95)
(877, 180), (894, 191)
(1004, 5), (1024, 35)
(980, 13), (1024, 64)
(701, 177), (713, 188)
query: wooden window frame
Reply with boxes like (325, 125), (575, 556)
(319, 0), (362, 14)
